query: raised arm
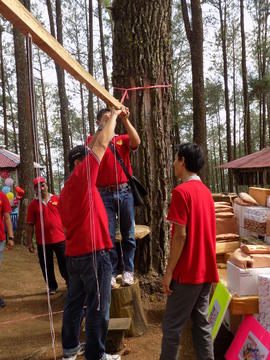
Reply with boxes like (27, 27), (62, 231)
(89, 107), (124, 161)
(121, 108), (141, 149)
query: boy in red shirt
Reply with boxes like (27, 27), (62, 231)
(88, 108), (140, 288)
(26, 177), (69, 294)
(59, 107), (125, 360)
(160, 143), (219, 360)
(0, 191), (14, 307)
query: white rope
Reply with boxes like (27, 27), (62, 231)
(26, 34), (56, 360)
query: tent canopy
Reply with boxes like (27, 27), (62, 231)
(0, 148), (43, 169)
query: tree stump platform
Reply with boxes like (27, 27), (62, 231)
(115, 224), (151, 242)
(110, 278), (148, 337)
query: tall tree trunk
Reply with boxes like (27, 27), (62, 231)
(6, 77), (18, 153)
(112, 0), (173, 274)
(98, 0), (109, 91)
(13, 0), (35, 244)
(218, 0), (233, 191)
(73, 7), (87, 141)
(0, 26), (8, 149)
(181, 0), (208, 184)
(37, 50), (54, 193)
(46, 0), (70, 177)
(232, 24), (237, 160)
(240, 0), (251, 154)
(88, 0), (94, 134)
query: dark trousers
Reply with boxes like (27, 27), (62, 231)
(62, 250), (112, 360)
(160, 281), (214, 360)
(37, 241), (69, 291)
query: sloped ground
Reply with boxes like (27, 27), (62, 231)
(0, 245), (232, 360)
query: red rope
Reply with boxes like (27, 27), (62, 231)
(114, 84), (172, 103)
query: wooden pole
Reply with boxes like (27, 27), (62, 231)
(0, 0), (122, 109)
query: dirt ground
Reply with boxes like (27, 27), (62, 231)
(0, 245), (232, 360)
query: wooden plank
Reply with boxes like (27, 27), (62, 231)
(216, 241), (239, 254)
(108, 317), (131, 331)
(0, 0), (122, 109)
(229, 295), (259, 315)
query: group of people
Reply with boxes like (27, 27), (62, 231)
(0, 105), (219, 360)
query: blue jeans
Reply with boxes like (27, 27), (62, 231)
(100, 188), (135, 275)
(0, 240), (4, 268)
(62, 250), (112, 360)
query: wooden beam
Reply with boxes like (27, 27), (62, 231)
(0, 0), (122, 109)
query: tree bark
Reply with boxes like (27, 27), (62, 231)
(37, 50), (54, 193)
(240, 0), (251, 154)
(0, 26), (8, 149)
(6, 77), (18, 153)
(46, 0), (70, 177)
(87, 0), (95, 134)
(218, 0), (233, 191)
(13, 0), (35, 244)
(181, 0), (208, 184)
(112, 0), (173, 273)
(98, 0), (109, 91)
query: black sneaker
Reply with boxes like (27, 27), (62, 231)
(49, 289), (57, 295)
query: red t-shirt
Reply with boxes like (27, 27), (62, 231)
(26, 195), (65, 245)
(87, 134), (132, 186)
(168, 180), (219, 284)
(0, 191), (11, 241)
(58, 150), (112, 256)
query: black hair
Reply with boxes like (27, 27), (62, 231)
(176, 143), (205, 173)
(68, 145), (89, 172)
(96, 108), (110, 121)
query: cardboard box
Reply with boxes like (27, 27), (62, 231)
(227, 261), (270, 296)
(249, 187), (270, 207)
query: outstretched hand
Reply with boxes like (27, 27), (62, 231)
(111, 106), (124, 119)
(120, 106), (129, 120)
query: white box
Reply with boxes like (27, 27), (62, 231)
(227, 261), (270, 296)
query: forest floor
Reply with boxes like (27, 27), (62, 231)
(0, 245), (233, 360)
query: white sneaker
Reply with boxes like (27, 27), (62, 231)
(62, 343), (85, 359)
(111, 276), (120, 289)
(102, 354), (121, 360)
(122, 271), (134, 286)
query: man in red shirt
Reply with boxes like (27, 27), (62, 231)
(88, 108), (140, 288)
(160, 143), (219, 360)
(26, 177), (69, 295)
(0, 191), (14, 307)
(59, 107), (125, 360)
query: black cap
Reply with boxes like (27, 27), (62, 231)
(68, 145), (89, 172)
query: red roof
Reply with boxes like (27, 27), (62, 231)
(218, 147), (270, 169)
(0, 148), (43, 169)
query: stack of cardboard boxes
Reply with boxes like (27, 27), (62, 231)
(228, 187), (270, 297)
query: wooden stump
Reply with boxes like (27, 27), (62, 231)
(110, 279), (148, 337)
(115, 224), (151, 242)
